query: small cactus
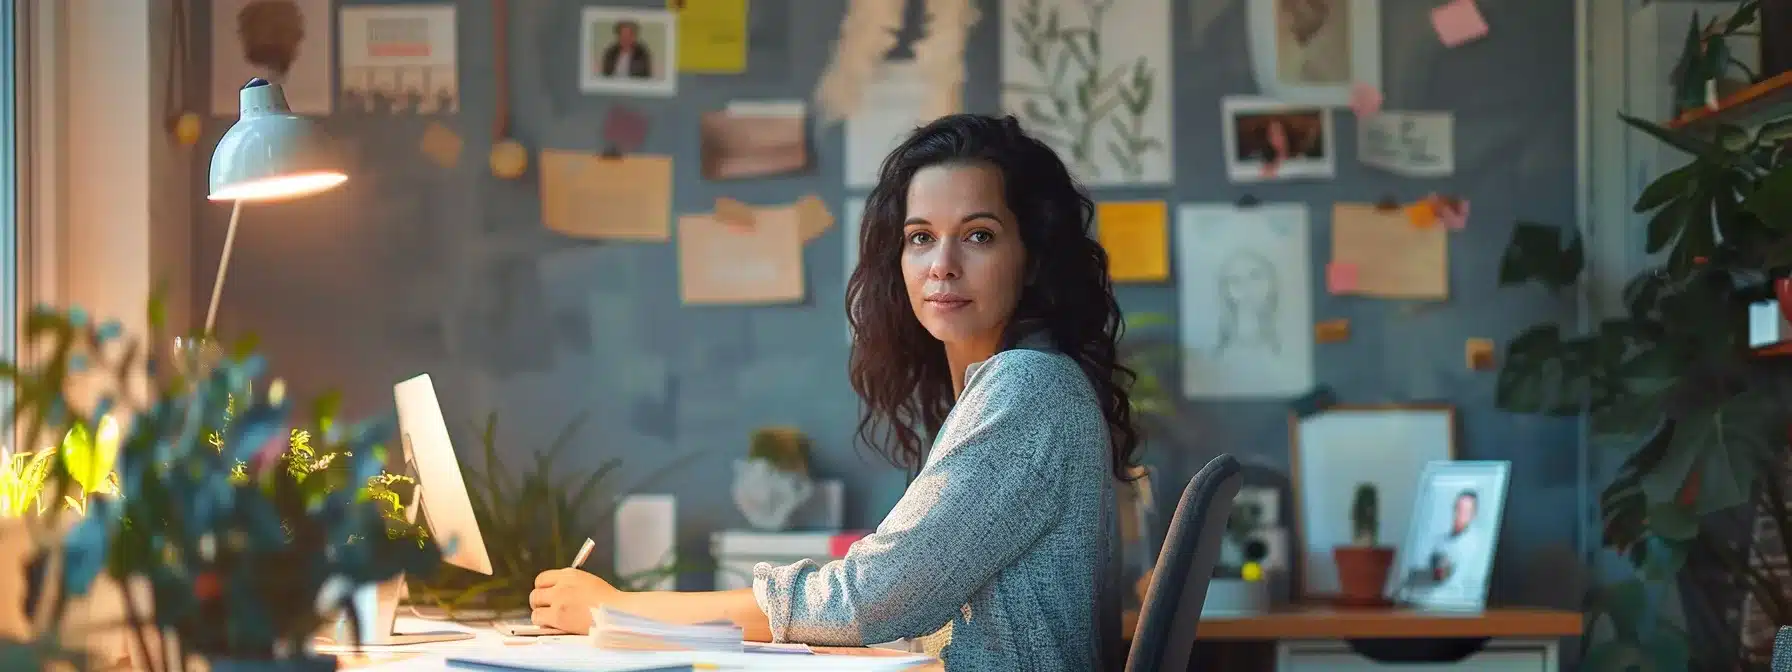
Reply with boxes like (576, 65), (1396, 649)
(747, 426), (811, 476)
(1350, 483), (1379, 546)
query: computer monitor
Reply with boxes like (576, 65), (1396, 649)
(317, 373), (494, 648)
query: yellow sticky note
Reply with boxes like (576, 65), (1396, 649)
(419, 122), (462, 169)
(1097, 201), (1170, 283)
(671, 0), (749, 74)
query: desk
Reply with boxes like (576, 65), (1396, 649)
(1124, 606), (1583, 671)
(330, 618), (944, 671)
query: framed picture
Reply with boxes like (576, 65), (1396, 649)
(1289, 404), (1455, 600)
(1222, 97), (1335, 183)
(579, 7), (677, 96)
(1390, 460), (1510, 612)
(1245, 0), (1381, 106)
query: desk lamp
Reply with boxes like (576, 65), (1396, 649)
(205, 78), (347, 335)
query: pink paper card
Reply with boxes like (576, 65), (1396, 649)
(1439, 199), (1471, 230)
(1350, 83), (1383, 118)
(1326, 262), (1359, 294)
(1432, 0), (1489, 48)
(603, 105), (651, 153)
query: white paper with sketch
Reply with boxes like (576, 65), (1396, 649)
(1358, 111), (1455, 177)
(845, 61), (929, 189)
(1175, 204), (1314, 399)
(1001, 0), (1173, 186)
(843, 198), (866, 343)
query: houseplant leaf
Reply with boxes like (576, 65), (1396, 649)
(1497, 222), (1584, 291)
(1633, 163), (1697, 214)
(1743, 161), (1792, 228)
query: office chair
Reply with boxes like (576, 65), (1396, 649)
(1125, 454), (1242, 672)
(1773, 626), (1792, 671)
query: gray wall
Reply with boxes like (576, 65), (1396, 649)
(191, 0), (1584, 599)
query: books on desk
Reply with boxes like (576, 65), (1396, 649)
(441, 643), (934, 672)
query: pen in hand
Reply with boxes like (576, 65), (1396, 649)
(570, 537), (596, 570)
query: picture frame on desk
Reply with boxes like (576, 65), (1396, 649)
(1389, 460), (1511, 612)
(1288, 404), (1457, 601)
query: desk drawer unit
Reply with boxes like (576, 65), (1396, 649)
(1278, 639), (1557, 672)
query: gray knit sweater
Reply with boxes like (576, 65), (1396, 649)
(752, 346), (1120, 670)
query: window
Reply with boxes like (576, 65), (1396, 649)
(0, 0), (16, 450)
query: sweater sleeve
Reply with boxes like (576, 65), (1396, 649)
(751, 350), (1086, 645)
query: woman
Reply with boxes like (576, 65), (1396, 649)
(530, 114), (1138, 670)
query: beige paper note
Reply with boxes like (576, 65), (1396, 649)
(539, 151), (673, 241)
(1330, 203), (1449, 300)
(678, 213), (805, 305)
(419, 122), (462, 168)
(714, 197), (756, 228)
(713, 195), (833, 242)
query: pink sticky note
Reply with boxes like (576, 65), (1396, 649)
(1350, 83), (1383, 118)
(1439, 199), (1471, 230)
(1327, 262), (1359, 294)
(603, 105), (650, 152)
(1432, 0), (1489, 48)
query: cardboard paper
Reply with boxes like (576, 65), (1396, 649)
(678, 213), (805, 305)
(1098, 201), (1171, 283)
(539, 151), (673, 241)
(699, 102), (809, 180)
(1330, 203), (1449, 300)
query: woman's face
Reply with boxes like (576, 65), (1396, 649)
(900, 162), (1027, 350)
(1267, 120), (1289, 154)
(1221, 259), (1274, 306)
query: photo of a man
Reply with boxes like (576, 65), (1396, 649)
(599, 20), (653, 79)
(1393, 463), (1508, 611)
(1424, 490), (1480, 588)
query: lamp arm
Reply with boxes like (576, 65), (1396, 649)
(204, 199), (244, 336)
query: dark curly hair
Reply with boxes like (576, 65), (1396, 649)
(844, 114), (1140, 480)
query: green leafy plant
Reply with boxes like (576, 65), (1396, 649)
(1493, 55), (1792, 667)
(1350, 483), (1378, 547)
(1122, 312), (1175, 421)
(0, 451), (55, 518)
(1006, 0), (1163, 181)
(410, 412), (705, 617)
(0, 300), (441, 669)
(1669, 2), (1761, 116)
(747, 427), (811, 476)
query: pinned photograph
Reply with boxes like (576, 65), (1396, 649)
(1246, 0), (1382, 106)
(338, 4), (459, 114)
(1222, 97), (1335, 183)
(211, 0), (333, 116)
(580, 7), (678, 96)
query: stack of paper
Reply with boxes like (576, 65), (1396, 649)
(588, 607), (745, 652)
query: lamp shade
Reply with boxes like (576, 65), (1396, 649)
(207, 78), (347, 202)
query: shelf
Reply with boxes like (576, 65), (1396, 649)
(1669, 71), (1792, 130)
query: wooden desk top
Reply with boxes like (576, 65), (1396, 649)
(336, 646), (943, 671)
(1120, 606), (1583, 641)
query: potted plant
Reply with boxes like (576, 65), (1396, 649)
(0, 302), (443, 672)
(1333, 483), (1393, 606)
(732, 426), (815, 531)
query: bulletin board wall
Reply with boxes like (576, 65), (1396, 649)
(187, 0), (1584, 599)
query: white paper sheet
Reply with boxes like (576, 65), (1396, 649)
(1358, 111), (1456, 178)
(1000, 0), (1174, 185)
(443, 643), (932, 671)
(1175, 203), (1315, 399)
(338, 4), (459, 114)
(844, 61), (929, 189)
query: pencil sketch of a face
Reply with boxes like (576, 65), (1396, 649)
(1214, 252), (1280, 355)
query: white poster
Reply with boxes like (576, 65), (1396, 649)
(843, 197), (866, 343)
(844, 60), (929, 189)
(1358, 111), (1456, 178)
(339, 4), (459, 114)
(1175, 203), (1314, 399)
(211, 0), (334, 116)
(1001, 0), (1173, 186)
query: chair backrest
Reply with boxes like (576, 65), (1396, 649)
(1773, 626), (1792, 671)
(1125, 454), (1242, 672)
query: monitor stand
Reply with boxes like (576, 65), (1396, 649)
(314, 574), (474, 648)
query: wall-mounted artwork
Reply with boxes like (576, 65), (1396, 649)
(338, 4), (458, 114)
(580, 7), (678, 97)
(1000, 0), (1173, 186)
(211, 0), (333, 116)
(1222, 97), (1336, 183)
(1246, 0), (1381, 107)
(1175, 203), (1314, 399)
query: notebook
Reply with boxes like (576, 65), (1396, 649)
(588, 606), (745, 652)
(444, 645), (934, 672)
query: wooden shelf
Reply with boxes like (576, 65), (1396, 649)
(1121, 606), (1584, 642)
(1669, 71), (1792, 129)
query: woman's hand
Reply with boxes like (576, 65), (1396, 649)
(529, 568), (623, 634)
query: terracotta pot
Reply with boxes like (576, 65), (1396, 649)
(1776, 277), (1792, 327)
(1332, 546), (1395, 607)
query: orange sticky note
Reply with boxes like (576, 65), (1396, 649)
(1406, 200), (1438, 228)
(1432, 0), (1490, 48)
(1315, 319), (1351, 344)
(1466, 338), (1496, 371)
(1326, 262), (1359, 294)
